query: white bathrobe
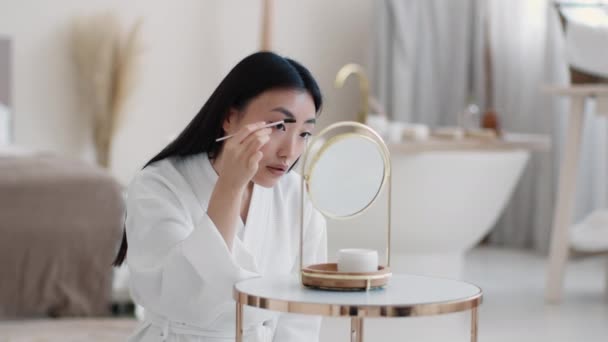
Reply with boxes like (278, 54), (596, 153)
(125, 153), (327, 342)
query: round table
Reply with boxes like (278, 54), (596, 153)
(233, 274), (482, 342)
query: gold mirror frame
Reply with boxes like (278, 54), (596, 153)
(299, 121), (392, 290)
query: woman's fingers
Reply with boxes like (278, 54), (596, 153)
(248, 151), (264, 170)
(241, 130), (270, 169)
(243, 134), (270, 158)
(241, 126), (271, 146)
(219, 122), (272, 185)
(232, 121), (268, 144)
(238, 126), (271, 155)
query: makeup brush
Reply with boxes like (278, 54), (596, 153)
(215, 120), (285, 142)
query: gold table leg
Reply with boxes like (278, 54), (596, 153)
(470, 307), (478, 342)
(351, 317), (363, 342)
(236, 301), (243, 342)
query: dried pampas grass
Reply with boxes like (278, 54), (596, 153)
(71, 12), (142, 168)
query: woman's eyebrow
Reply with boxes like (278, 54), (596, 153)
(271, 107), (316, 124)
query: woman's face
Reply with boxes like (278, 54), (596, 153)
(224, 88), (317, 187)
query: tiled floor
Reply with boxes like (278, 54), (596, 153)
(320, 247), (608, 341)
(463, 247), (608, 342)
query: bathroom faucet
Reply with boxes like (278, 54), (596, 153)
(335, 63), (370, 123)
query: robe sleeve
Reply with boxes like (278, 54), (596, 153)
(125, 170), (258, 326)
(272, 205), (327, 342)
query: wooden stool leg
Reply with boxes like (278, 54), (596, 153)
(471, 307), (478, 342)
(350, 317), (363, 342)
(605, 258), (608, 301)
(546, 96), (586, 303)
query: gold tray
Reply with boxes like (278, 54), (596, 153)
(301, 263), (392, 291)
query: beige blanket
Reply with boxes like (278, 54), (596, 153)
(0, 155), (124, 318)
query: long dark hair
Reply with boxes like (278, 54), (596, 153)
(112, 52), (323, 266)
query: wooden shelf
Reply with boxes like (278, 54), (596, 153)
(542, 84), (608, 96)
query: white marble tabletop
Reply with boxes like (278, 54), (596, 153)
(234, 274), (482, 317)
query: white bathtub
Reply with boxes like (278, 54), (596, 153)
(326, 149), (530, 278)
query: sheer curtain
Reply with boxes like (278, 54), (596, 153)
(371, 0), (485, 126)
(485, 0), (608, 251)
(371, 0), (607, 252)
(483, 0), (567, 251)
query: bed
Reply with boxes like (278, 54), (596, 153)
(0, 153), (124, 319)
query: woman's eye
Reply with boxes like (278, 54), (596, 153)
(300, 132), (312, 139)
(273, 123), (287, 132)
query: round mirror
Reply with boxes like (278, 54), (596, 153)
(306, 132), (387, 218)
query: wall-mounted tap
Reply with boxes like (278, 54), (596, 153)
(334, 63), (369, 123)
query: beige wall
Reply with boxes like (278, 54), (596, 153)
(0, 0), (373, 184)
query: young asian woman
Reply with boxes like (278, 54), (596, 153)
(113, 51), (327, 342)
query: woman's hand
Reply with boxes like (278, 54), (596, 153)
(217, 121), (272, 191)
(207, 121), (272, 250)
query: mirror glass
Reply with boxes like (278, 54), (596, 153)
(307, 133), (386, 218)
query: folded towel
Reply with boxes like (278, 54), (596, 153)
(570, 209), (608, 253)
